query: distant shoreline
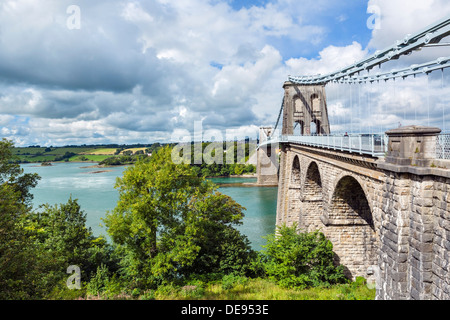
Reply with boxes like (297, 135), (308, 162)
(208, 174), (257, 179)
(23, 163), (258, 179)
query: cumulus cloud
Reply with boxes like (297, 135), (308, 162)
(0, 0), (449, 146)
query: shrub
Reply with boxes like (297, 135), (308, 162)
(221, 274), (248, 290)
(262, 224), (348, 289)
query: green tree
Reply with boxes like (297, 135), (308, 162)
(104, 146), (254, 288)
(27, 197), (113, 283)
(0, 139), (45, 299)
(0, 138), (40, 205)
(262, 224), (348, 289)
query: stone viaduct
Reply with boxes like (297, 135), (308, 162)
(257, 81), (450, 300)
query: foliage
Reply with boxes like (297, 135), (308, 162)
(0, 138), (41, 205)
(103, 146), (255, 289)
(221, 274), (249, 290)
(174, 141), (256, 177)
(0, 138), (372, 300)
(262, 224), (348, 289)
(86, 264), (110, 296)
(25, 198), (113, 282)
(0, 139), (46, 299)
(98, 154), (147, 166)
(146, 277), (375, 300)
(0, 138), (116, 299)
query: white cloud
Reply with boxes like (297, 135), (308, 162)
(368, 0), (450, 50)
(1, 0), (449, 146)
(286, 41), (368, 76)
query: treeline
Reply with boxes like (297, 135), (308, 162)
(98, 143), (167, 166)
(99, 155), (144, 166)
(0, 139), (350, 300)
(178, 141), (257, 177)
(99, 142), (256, 177)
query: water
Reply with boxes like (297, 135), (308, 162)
(22, 163), (278, 250)
(210, 177), (278, 250)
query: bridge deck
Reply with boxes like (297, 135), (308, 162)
(261, 133), (450, 160)
(260, 134), (388, 158)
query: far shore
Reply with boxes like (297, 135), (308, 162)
(207, 174), (257, 179)
(23, 162), (259, 179)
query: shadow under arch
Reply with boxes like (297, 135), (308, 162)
(326, 175), (377, 280)
(303, 161), (322, 200)
(291, 155), (301, 185)
(330, 175), (374, 229)
(298, 161), (324, 232)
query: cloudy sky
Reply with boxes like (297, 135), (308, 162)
(1, 0), (450, 146)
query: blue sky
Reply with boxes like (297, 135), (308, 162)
(0, 0), (449, 146)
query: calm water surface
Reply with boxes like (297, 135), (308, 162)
(22, 162), (278, 250)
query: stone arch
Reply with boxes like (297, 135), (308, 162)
(303, 161), (322, 200)
(300, 161), (324, 232)
(326, 175), (377, 280)
(294, 120), (304, 135)
(310, 121), (317, 135)
(330, 176), (373, 227)
(330, 171), (374, 213)
(291, 155), (301, 185)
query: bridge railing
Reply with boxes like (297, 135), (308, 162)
(264, 133), (388, 157)
(436, 134), (450, 160)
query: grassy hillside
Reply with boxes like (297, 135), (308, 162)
(79, 148), (118, 155)
(12, 145), (152, 164)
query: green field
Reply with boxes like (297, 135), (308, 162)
(120, 147), (147, 154)
(80, 148), (118, 155)
(12, 146), (145, 164)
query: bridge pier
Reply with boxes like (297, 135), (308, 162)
(256, 126), (279, 186)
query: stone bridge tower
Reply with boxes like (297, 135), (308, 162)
(256, 126), (279, 186)
(282, 81), (330, 136)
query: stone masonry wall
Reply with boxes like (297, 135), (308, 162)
(378, 172), (450, 300)
(276, 147), (383, 281)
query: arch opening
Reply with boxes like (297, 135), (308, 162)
(304, 162), (322, 199)
(291, 156), (301, 185)
(295, 120), (304, 135)
(331, 176), (373, 228)
(300, 162), (323, 232)
(328, 175), (377, 280)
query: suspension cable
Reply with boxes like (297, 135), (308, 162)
(271, 96), (284, 137)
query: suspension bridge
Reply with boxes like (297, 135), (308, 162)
(259, 14), (450, 159)
(257, 15), (450, 300)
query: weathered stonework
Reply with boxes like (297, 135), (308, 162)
(282, 82), (331, 136)
(276, 145), (382, 282)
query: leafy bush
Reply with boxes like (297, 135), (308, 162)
(221, 274), (248, 290)
(262, 224), (348, 289)
(87, 264), (110, 296)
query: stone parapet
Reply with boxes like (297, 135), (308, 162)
(385, 125), (441, 167)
